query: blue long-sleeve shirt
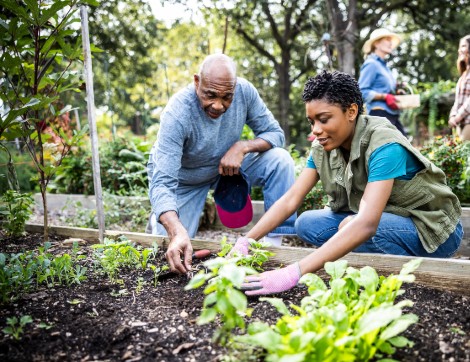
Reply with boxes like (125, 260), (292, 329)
(147, 77), (285, 219)
(358, 54), (398, 115)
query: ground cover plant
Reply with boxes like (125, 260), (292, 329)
(0, 232), (468, 361)
(187, 248), (423, 361)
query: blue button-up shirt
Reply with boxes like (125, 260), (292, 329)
(358, 54), (398, 115)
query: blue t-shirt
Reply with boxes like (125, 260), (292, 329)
(306, 143), (423, 182)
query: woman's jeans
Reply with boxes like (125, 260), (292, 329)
(151, 147), (297, 238)
(295, 209), (463, 258)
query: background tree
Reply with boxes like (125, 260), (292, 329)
(199, 0), (330, 144)
(0, 0), (92, 239)
(87, 0), (163, 134)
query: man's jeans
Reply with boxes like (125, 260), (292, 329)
(151, 147), (297, 238)
(295, 209), (463, 257)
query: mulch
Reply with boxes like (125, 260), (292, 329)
(0, 232), (469, 362)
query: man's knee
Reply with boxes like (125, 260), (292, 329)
(265, 147), (294, 172)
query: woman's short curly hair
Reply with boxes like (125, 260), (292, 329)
(302, 70), (364, 117)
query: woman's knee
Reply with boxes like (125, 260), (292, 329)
(295, 210), (338, 246)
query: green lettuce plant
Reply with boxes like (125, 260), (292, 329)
(236, 259), (422, 362)
(91, 236), (159, 284)
(185, 257), (257, 345)
(218, 238), (274, 272)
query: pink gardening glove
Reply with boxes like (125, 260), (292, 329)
(227, 236), (250, 257)
(384, 94), (398, 110)
(241, 263), (301, 296)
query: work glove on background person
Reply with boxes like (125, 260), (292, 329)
(241, 263), (301, 296)
(227, 236), (251, 257)
(384, 94), (399, 110)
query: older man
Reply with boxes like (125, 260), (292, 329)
(148, 54), (296, 274)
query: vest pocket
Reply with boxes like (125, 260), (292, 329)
(389, 180), (434, 209)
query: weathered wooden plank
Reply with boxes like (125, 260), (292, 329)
(25, 223), (470, 296)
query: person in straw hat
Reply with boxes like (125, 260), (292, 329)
(358, 28), (407, 136)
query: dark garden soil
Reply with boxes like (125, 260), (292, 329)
(0, 232), (469, 362)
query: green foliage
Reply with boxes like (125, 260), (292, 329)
(91, 236), (160, 284)
(293, 149), (329, 213)
(88, 0), (165, 132)
(298, 181), (329, 214)
(0, 0), (94, 239)
(2, 315), (33, 340)
(185, 257), (256, 345)
(0, 242), (87, 304)
(60, 193), (149, 232)
(236, 259), (422, 361)
(218, 238), (274, 272)
(51, 136), (151, 196)
(0, 190), (34, 236)
(402, 81), (456, 137)
(0, 145), (37, 193)
(419, 136), (469, 203)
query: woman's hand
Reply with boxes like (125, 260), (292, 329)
(241, 263), (301, 296)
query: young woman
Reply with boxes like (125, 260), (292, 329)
(448, 35), (470, 141)
(358, 28), (407, 136)
(235, 71), (463, 296)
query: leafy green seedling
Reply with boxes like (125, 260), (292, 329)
(2, 315), (33, 340)
(185, 257), (257, 345)
(218, 238), (274, 272)
(37, 322), (54, 330)
(92, 236), (159, 285)
(149, 264), (170, 287)
(236, 258), (423, 361)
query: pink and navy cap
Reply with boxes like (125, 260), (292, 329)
(214, 172), (253, 229)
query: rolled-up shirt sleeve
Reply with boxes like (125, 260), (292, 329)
(244, 81), (285, 147)
(147, 110), (185, 221)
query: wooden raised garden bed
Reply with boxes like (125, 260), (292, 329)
(0, 223), (468, 361)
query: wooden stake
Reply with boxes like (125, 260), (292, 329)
(80, 6), (105, 241)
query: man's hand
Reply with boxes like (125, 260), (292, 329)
(160, 211), (193, 274)
(219, 142), (246, 176)
(241, 263), (301, 296)
(384, 94), (399, 110)
(227, 236), (251, 257)
(165, 233), (193, 274)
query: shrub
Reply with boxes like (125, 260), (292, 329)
(0, 191), (34, 236)
(51, 136), (152, 196)
(419, 136), (469, 204)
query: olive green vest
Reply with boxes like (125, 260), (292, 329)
(311, 115), (461, 253)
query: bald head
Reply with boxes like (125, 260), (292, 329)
(194, 54), (238, 119)
(199, 54), (237, 81)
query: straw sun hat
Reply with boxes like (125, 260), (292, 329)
(362, 28), (401, 54)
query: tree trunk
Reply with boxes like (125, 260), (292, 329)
(41, 185), (49, 241)
(326, 0), (358, 75)
(277, 52), (292, 144)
